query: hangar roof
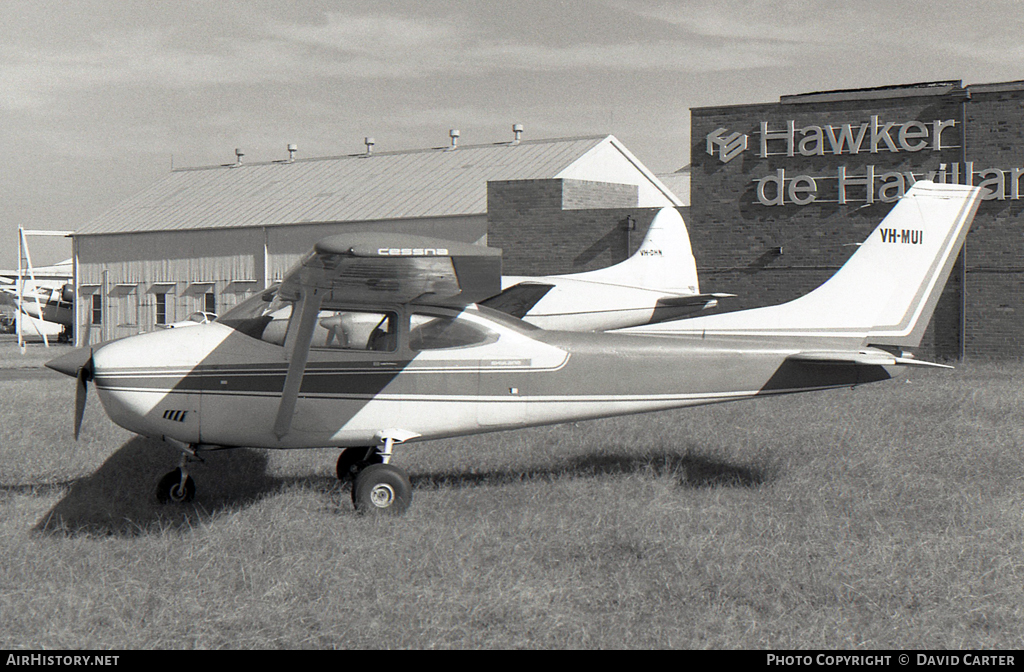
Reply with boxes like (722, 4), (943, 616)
(76, 135), (681, 237)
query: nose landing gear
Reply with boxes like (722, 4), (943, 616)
(156, 439), (203, 504)
(156, 467), (196, 504)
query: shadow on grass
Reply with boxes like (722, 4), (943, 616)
(413, 446), (774, 491)
(28, 441), (771, 536)
(31, 436), (337, 537)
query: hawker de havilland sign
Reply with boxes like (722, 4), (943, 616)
(47, 182), (982, 515)
(707, 114), (1024, 206)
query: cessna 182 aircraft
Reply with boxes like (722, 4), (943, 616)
(47, 182), (981, 515)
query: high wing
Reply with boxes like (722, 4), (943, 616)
(277, 233), (501, 307)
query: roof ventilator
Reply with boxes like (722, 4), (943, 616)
(448, 129), (459, 150)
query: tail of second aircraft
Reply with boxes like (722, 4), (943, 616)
(627, 182), (983, 351)
(552, 206), (700, 294)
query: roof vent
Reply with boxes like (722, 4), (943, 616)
(365, 137), (375, 155)
(448, 129), (460, 150)
(234, 148), (244, 166)
(512, 123), (523, 145)
(287, 144), (297, 162)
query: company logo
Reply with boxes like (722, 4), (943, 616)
(377, 247), (449, 256)
(706, 127), (749, 163)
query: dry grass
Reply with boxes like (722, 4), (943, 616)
(1, 350), (1022, 649)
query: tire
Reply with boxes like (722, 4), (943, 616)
(156, 468), (195, 504)
(352, 463), (412, 515)
(336, 447), (383, 481)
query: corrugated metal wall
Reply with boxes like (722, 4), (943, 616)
(75, 216), (486, 345)
(76, 228), (262, 343)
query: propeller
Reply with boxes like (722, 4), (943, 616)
(73, 353), (94, 440)
(45, 346), (95, 440)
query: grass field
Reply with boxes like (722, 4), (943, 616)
(1, 346), (1022, 649)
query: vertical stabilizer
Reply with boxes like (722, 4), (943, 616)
(628, 182), (982, 348)
(553, 207), (700, 294)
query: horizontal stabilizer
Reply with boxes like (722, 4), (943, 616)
(480, 282), (554, 318)
(788, 350), (952, 369)
(655, 292), (734, 308)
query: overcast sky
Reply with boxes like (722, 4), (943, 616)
(3, 0), (1024, 267)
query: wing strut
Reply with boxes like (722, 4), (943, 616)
(273, 286), (323, 439)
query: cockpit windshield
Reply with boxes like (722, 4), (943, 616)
(216, 285), (291, 341)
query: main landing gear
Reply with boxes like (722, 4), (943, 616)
(336, 442), (412, 515)
(154, 438), (412, 515)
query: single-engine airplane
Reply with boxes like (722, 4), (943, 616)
(487, 207), (729, 330)
(1, 259), (75, 342)
(47, 182), (982, 515)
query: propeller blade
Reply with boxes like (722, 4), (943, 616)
(74, 363), (89, 440)
(46, 346), (94, 439)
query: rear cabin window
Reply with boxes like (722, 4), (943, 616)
(409, 312), (497, 351)
(311, 310), (397, 352)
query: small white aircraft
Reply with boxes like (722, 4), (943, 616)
(487, 207), (729, 330)
(1, 258), (75, 342)
(47, 182), (981, 515)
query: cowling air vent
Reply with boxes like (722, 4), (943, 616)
(162, 410), (189, 423)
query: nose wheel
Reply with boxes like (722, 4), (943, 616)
(157, 440), (203, 504)
(157, 467), (195, 504)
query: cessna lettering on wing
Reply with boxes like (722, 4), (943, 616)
(377, 247), (449, 256)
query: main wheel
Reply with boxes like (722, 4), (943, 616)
(156, 468), (195, 504)
(336, 447), (383, 481)
(352, 463), (412, 515)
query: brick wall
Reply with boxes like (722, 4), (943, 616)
(962, 86), (1024, 357)
(690, 90), (980, 359)
(487, 179), (658, 276)
(562, 179), (638, 210)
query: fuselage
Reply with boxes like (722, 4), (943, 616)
(85, 303), (888, 450)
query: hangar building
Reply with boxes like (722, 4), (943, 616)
(690, 79), (1024, 359)
(72, 133), (682, 345)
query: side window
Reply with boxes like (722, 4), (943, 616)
(312, 310), (397, 352)
(409, 312), (497, 351)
